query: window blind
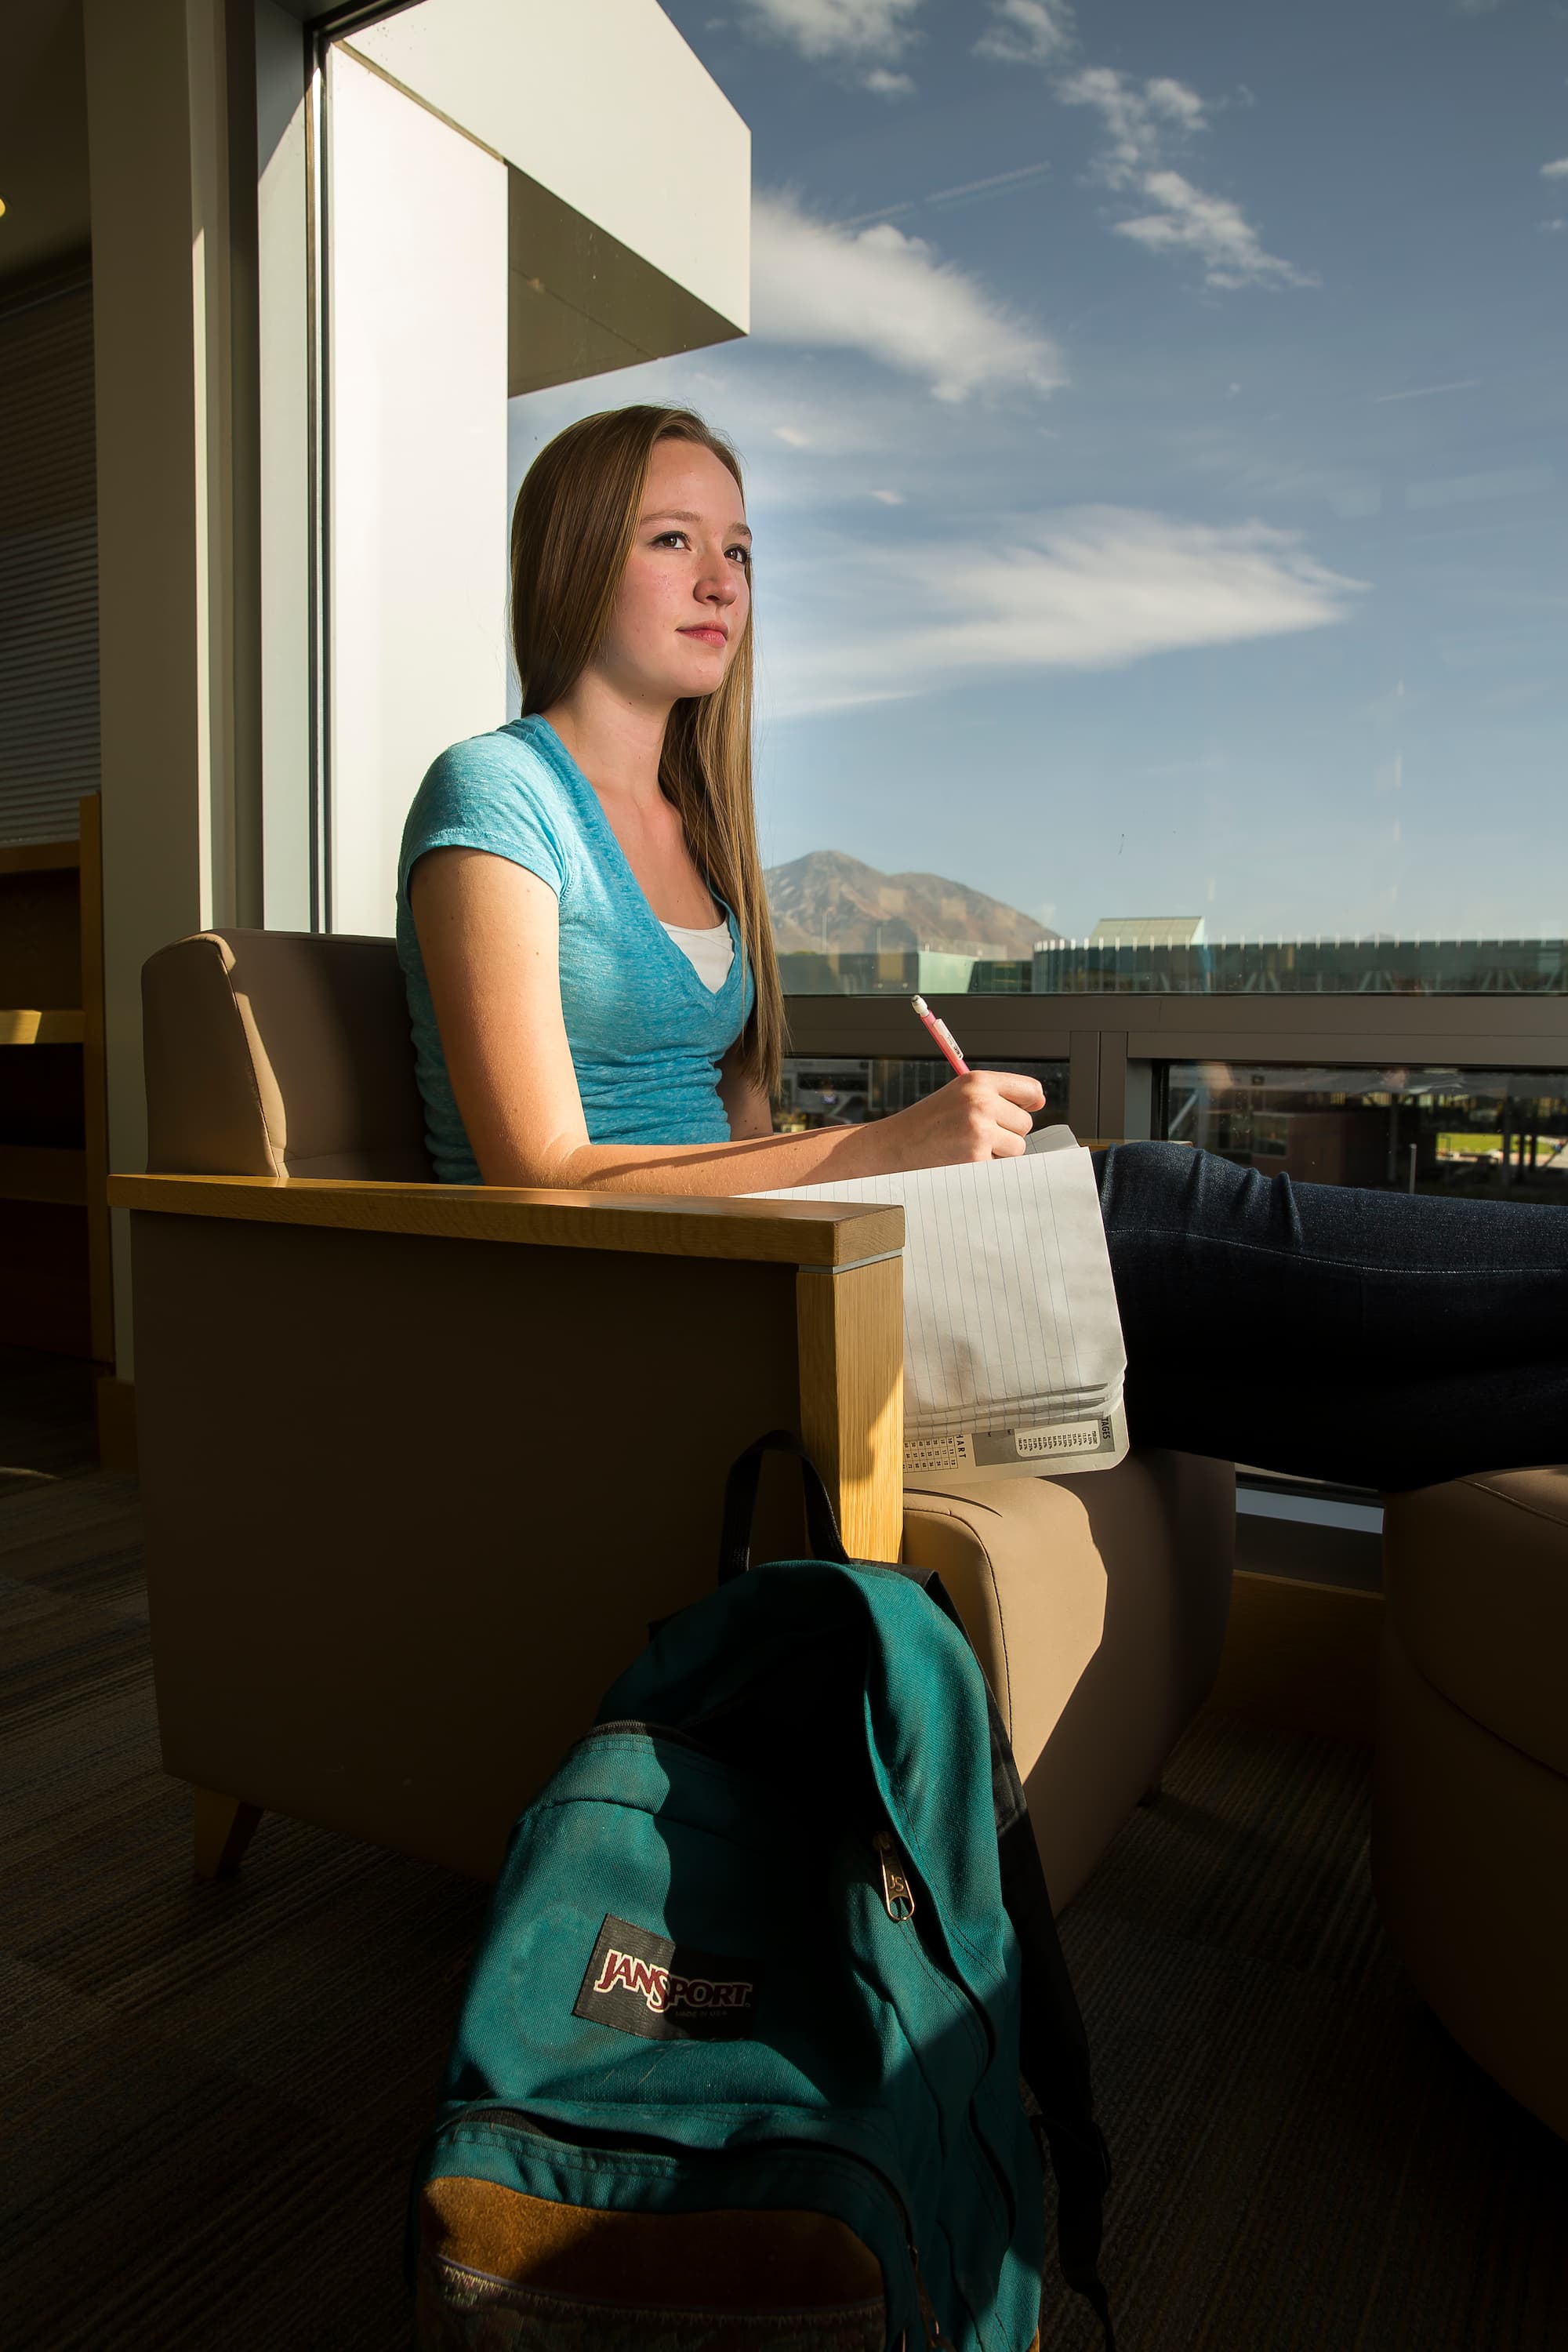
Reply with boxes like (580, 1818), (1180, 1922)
(0, 278), (99, 845)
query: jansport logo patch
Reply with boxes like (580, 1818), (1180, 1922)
(592, 1947), (757, 2017)
(572, 1915), (763, 2042)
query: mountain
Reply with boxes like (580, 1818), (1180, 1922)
(764, 850), (1059, 958)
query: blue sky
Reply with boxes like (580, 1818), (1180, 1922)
(507, 0), (1568, 942)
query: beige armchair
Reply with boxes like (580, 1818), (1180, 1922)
(111, 929), (1235, 1905)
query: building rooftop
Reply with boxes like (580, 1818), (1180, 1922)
(1088, 916), (1208, 948)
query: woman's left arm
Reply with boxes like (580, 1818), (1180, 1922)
(717, 1042), (778, 1141)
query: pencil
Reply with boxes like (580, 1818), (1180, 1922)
(911, 994), (970, 1077)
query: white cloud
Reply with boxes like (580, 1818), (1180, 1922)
(975, 0), (1076, 66)
(1054, 65), (1312, 290)
(1055, 64), (1210, 183)
(863, 67), (916, 96)
(1539, 218), (1568, 234)
(764, 509), (1362, 717)
(750, 191), (1065, 401)
(736, 0), (917, 58)
(1116, 169), (1316, 289)
(1541, 158), (1568, 178)
(736, 0), (921, 63)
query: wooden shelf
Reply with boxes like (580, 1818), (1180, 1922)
(0, 841), (80, 877)
(0, 1145), (87, 1207)
(0, 803), (111, 1365)
(0, 1009), (85, 1046)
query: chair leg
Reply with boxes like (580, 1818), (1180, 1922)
(193, 1788), (263, 1878)
(1139, 1774), (1163, 1807)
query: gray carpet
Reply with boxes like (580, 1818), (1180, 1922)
(2, 1353), (1564, 2349)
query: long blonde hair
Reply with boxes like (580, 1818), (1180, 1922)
(510, 405), (784, 1099)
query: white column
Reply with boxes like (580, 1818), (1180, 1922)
(84, 0), (248, 1370)
(325, 46), (509, 940)
(256, 0), (313, 932)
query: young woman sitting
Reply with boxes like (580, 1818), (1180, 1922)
(401, 405), (1566, 1493)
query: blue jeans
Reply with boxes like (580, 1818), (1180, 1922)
(1093, 1143), (1568, 1490)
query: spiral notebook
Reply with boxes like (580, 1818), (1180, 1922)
(751, 1129), (1129, 1480)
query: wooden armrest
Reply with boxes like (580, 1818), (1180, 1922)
(119, 1168), (908, 1565)
(106, 1171), (903, 1269)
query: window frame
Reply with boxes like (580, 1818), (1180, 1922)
(782, 991), (1568, 1141)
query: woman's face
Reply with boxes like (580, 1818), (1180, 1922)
(596, 437), (751, 708)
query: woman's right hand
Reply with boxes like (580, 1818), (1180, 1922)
(873, 1070), (1047, 1171)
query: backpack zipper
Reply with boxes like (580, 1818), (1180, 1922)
(872, 1828), (916, 1923)
(859, 1851), (1014, 2345)
(916, 2263), (963, 2351)
(870, 1828), (1022, 2249)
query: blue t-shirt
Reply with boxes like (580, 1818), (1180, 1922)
(397, 717), (755, 1181)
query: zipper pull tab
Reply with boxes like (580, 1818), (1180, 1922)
(916, 2255), (960, 2350)
(873, 1829), (916, 1923)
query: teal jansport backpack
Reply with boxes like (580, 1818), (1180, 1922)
(411, 1434), (1112, 2351)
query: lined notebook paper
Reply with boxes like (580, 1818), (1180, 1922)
(752, 1133), (1129, 1480)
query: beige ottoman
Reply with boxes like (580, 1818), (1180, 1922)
(1373, 1468), (1568, 2139)
(902, 1450), (1236, 1911)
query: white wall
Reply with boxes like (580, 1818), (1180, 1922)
(350, 0), (749, 339)
(85, 0), (239, 1370)
(78, 0), (749, 1378)
(325, 45), (509, 939)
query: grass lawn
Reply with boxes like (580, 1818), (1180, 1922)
(1438, 1133), (1504, 1158)
(1436, 1133), (1566, 1160)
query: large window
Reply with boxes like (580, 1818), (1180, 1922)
(779, 1055), (1068, 1131)
(508, 0), (1567, 1000)
(1163, 1064), (1568, 1200)
(296, 1), (748, 939)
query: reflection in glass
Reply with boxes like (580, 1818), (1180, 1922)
(779, 935), (1568, 998)
(1033, 936), (1568, 997)
(776, 1058), (1068, 1131)
(1163, 1065), (1568, 1203)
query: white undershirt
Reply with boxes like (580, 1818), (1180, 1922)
(661, 916), (735, 993)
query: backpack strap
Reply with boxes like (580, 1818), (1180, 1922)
(922, 1573), (1116, 2352)
(718, 1428), (851, 1582)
